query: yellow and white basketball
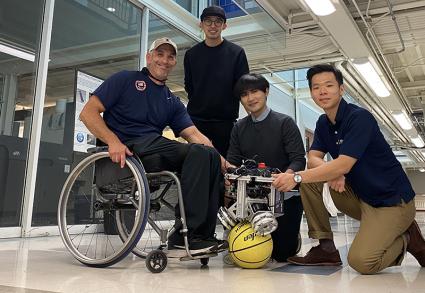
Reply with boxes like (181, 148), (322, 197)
(228, 221), (273, 269)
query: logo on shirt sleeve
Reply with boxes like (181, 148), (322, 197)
(135, 80), (146, 91)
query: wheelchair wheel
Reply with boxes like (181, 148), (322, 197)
(146, 250), (167, 273)
(116, 173), (178, 258)
(57, 152), (150, 267)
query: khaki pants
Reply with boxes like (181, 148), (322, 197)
(300, 182), (416, 274)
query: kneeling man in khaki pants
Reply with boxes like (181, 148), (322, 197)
(272, 64), (425, 274)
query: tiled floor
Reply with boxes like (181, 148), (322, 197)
(1, 214), (425, 293)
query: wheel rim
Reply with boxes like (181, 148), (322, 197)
(57, 152), (149, 266)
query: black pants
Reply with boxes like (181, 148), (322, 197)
(128, 135), (221, 239)
(191, 119), (235, 157)
(271, 196), (304, 262)
(191, 119), (234, 207)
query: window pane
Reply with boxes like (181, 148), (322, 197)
(31, 0), (142, 226)
(0, 0), (44, 227)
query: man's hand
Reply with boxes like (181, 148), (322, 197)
(272, 173), (297, 192)
(221, 157), (235, 174)
(108, 141), (133, 168)
(328, 175), (346, 192)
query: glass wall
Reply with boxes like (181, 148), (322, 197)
(174, 0), (199, 16)
(29, 3), (199, 226)
(0, 0), (45, 227)
(31, 0), (142, 226)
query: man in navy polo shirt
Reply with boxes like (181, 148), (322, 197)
(79, 37), (227, 256)
(272, 64), (425, 274)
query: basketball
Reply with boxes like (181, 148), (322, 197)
(228, 221), (273, 269)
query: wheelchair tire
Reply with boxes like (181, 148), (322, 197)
(57, 152), (150, 267)
(146, 250), (167, 273)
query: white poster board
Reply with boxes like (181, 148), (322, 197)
(74, 71), (103, 152)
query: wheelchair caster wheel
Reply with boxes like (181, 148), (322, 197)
(146, 250), (167, 273)
(200, 258), (209, 266)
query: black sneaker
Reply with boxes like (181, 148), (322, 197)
(174, 239), (218, 255)
(168, 233), (218, 256)
(206, 236), (229, 252)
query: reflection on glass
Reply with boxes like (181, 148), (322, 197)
(174, 0), (199, 16)
(0, 0), (44, 227)
(209, 0), (261, 18)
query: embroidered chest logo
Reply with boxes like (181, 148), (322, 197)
(135, 80), (146, 91)
(336, 139), (344, 145)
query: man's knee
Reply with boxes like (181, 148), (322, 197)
(300, 182), (322, 195)
(198, 144), (220, 157)
(347, 249), (381, 275)
(174, 142), (191, 160)
(189, 144), (220, 164)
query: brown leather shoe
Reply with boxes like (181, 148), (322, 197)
(406, 220), (425, 266)
(287, 245), (342, 266)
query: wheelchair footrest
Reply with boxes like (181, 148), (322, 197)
(164, 249), (218, 259)
(179, 252), (218, 261)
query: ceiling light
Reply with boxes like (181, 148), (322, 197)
(391, 110), (413, 130)
(304, 0), (336, 16)
(107, 7), (116, 12)
(419, 168), (425, 173)
(411, 135), (425, 148)
(352, 59), (390, 97)
(0, 43), (34, 62)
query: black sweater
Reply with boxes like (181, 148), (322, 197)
(184, 39), (249, 121)
(227, 110), (306, 172)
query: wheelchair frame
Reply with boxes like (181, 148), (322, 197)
(57, 147), (213, 273)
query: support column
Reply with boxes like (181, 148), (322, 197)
(21, 0), (55, 237)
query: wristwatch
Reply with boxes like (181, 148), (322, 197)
(293, 172), (302, 183)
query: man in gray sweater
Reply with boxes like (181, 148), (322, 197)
(226, 73), (306, 261)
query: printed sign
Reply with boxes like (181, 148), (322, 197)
(73, 71), (103, 152)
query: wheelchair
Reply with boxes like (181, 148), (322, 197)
(57, 147), (214, 273)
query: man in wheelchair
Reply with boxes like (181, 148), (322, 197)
(79, 37), (227, 256)
(226, 73), (306, 262)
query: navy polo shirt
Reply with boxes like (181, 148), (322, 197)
(93, 69), (193, 142)
(311, 98), (415, 207)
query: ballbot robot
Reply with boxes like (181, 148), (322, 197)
(218, 160), (284, 236)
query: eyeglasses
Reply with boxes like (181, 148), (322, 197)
(203, 18), (224, 26)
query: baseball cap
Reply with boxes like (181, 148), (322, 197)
(149, 37), (178, 54)
(200, 5), (226, 22)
